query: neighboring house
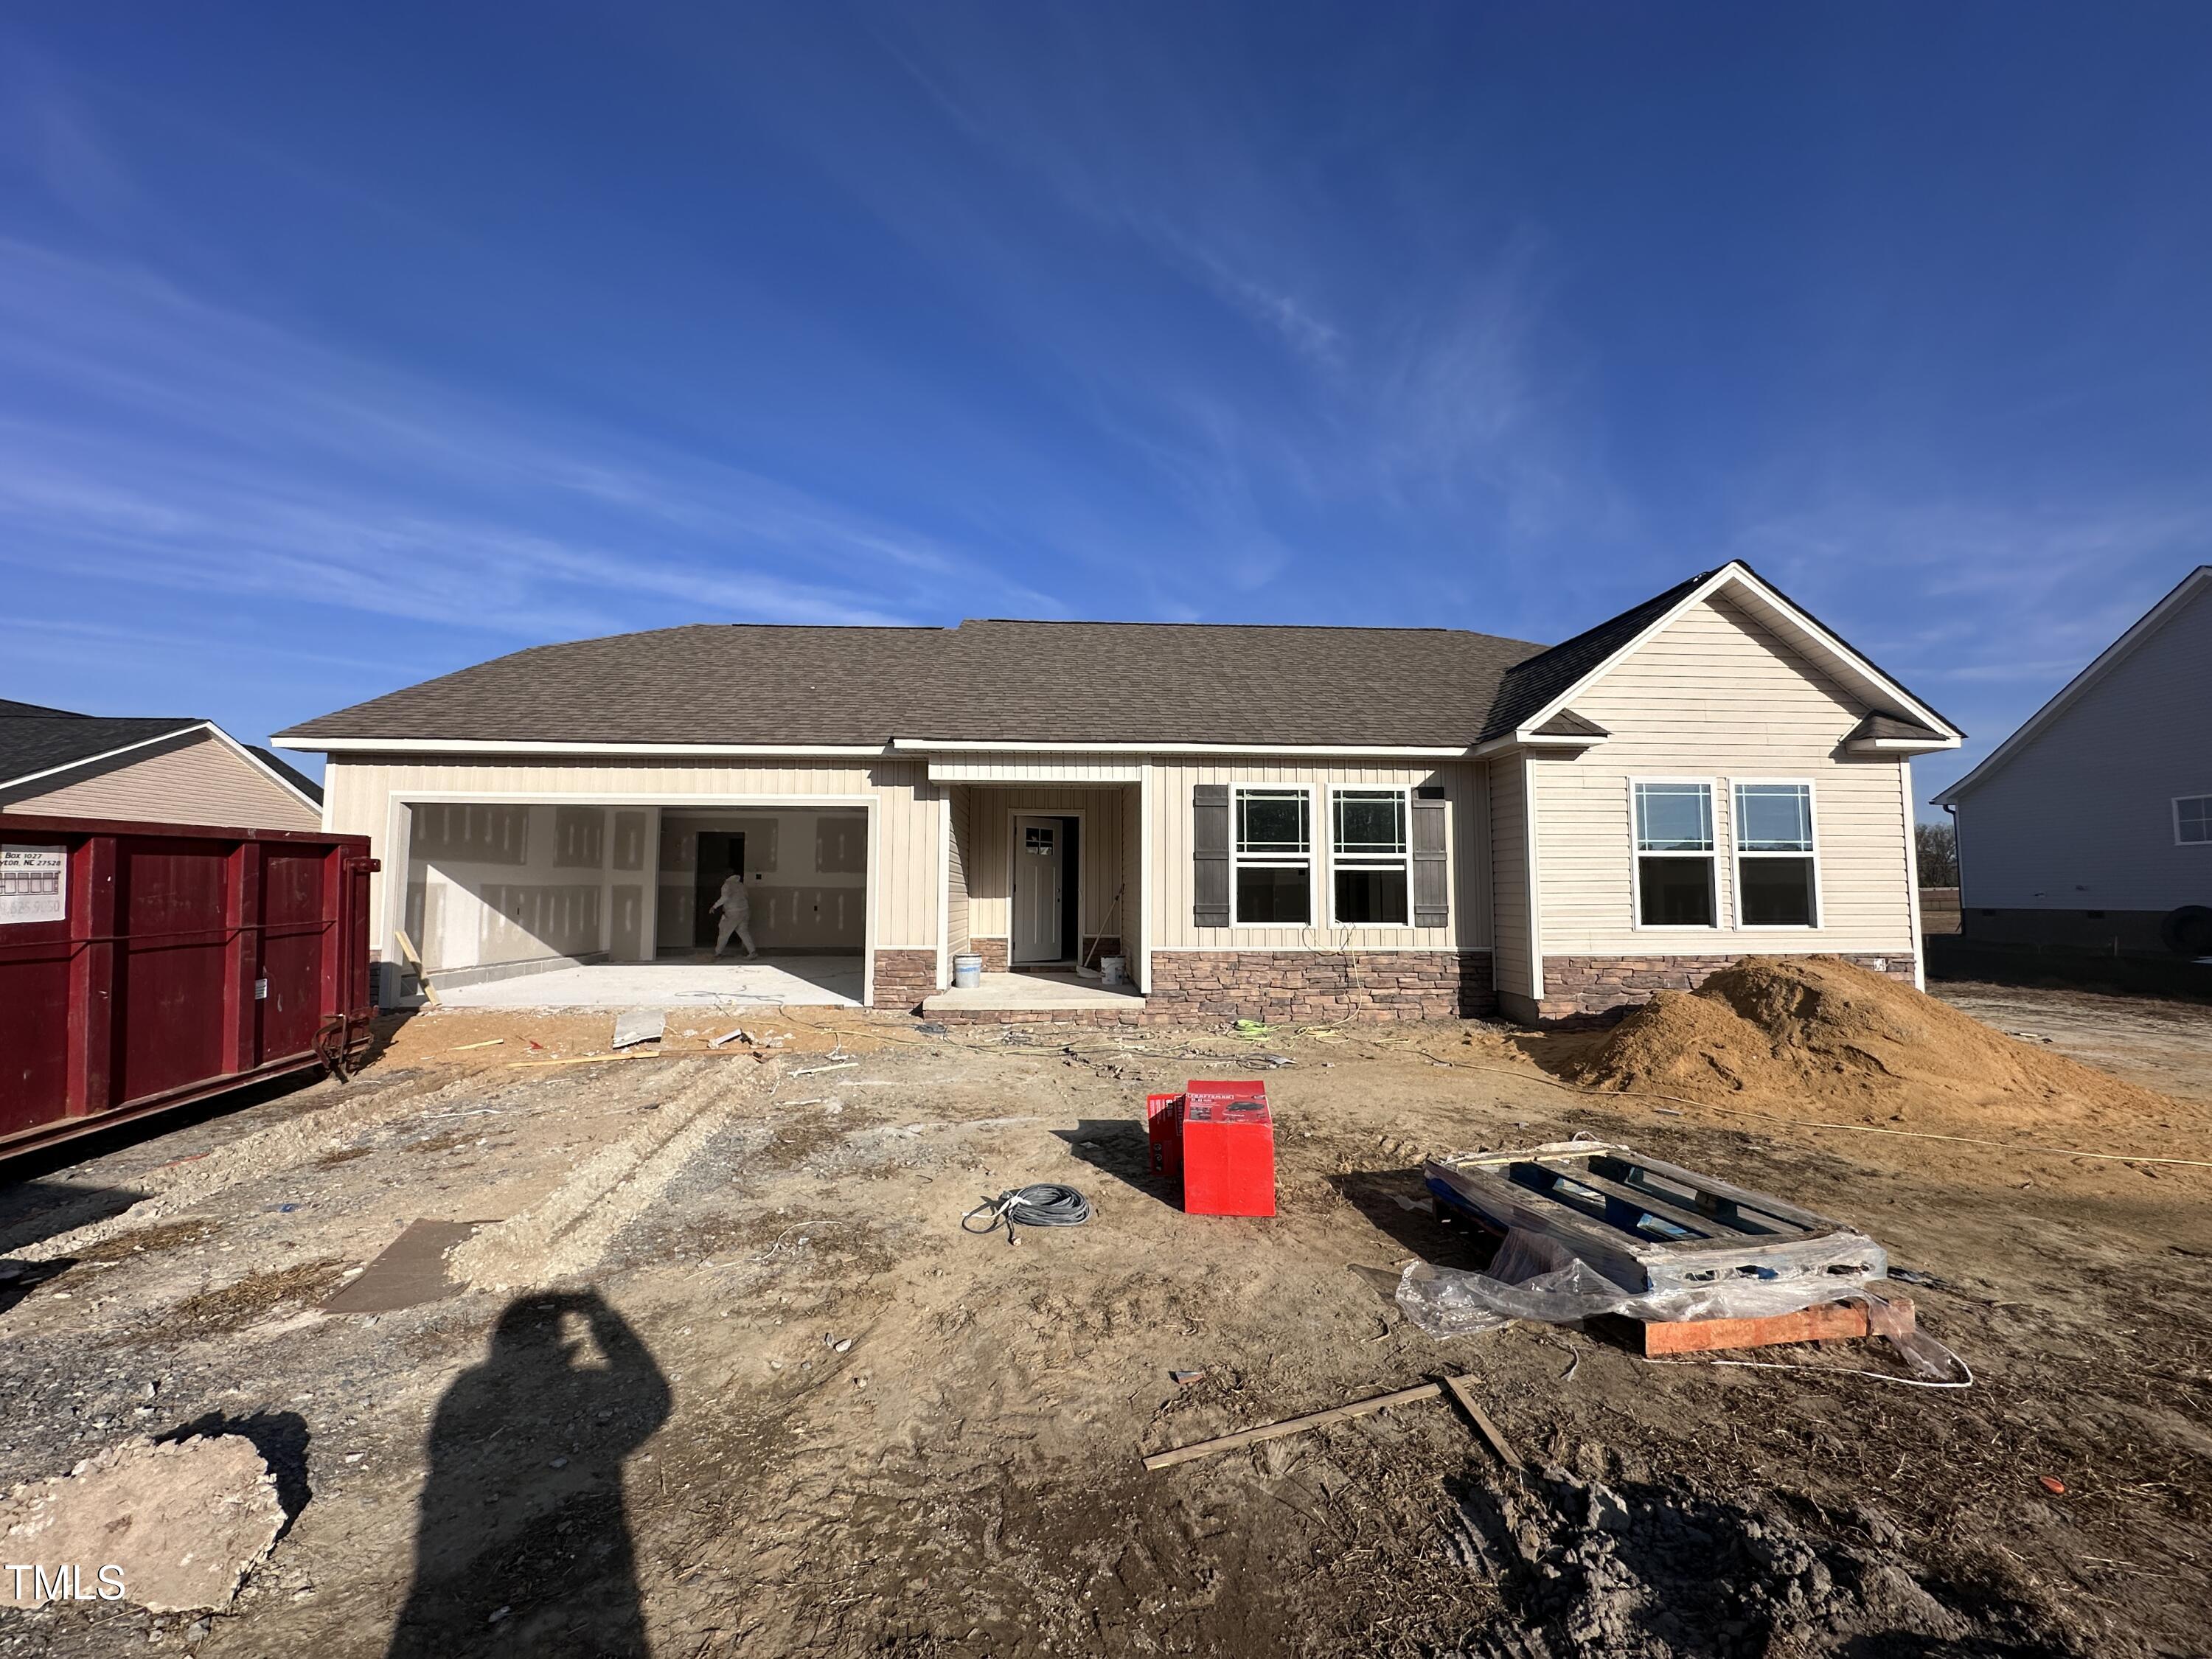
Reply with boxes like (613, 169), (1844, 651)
(0, 700), (322, 832)
(272, 561), (1960, 1020)
(1934, 566), (2212, 956)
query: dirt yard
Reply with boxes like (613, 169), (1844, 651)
(1, 982), (2208, 1658)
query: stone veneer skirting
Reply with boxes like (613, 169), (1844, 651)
(1147, 950), (1495, 1023)
(870, 949), (940, 1011)
(967, 938), (1009, 972)
(1534, 952), (1916, 1020)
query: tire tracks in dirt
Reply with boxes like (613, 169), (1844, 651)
(449, 1060), (764, 1290)
(4, 1070), (481, 1261)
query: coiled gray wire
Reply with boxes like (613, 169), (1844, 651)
(961, 1183), (1091, 1243)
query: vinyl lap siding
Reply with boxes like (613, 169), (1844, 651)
(322, 757), (943, 958)
(7, 731), (319, 832)
(1953, 581), (2212, 912)
(1148, 761), (1489, 952)
(1533, 593), (1916, 957)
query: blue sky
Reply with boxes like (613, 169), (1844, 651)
(2, 4), (2207, 810)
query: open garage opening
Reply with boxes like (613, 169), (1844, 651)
(394, 801), (869, 1009)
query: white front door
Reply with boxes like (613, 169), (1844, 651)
(1012, 815), (1066, 964)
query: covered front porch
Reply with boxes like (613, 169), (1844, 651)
(942, 770), (1145, 989)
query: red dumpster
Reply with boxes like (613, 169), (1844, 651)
(0, 814), (377, 1161)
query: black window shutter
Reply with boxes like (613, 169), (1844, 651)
(1411, 795), (1449, 929)
(1192, 785), (1231, 928)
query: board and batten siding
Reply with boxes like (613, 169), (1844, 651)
(5, 731), (319, 832)
(1487, 755), (1534, 998)
(1147, 761), (1490, 953)
(321, 757), (945, 961)
(946, 788), (971, 958)
(1952, 579), (2212, 913)
(1531, 592), (1917, 959)
(960, 785), (1133, 946)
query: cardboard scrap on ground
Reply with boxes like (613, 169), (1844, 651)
(0, 1436), (284, 1611)
(611, 1010), (667, 1050)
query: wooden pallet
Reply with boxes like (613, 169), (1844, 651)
(1422, 1139), (1888, 1298)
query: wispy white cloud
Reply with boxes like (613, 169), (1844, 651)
(0, 239), (1077, 650)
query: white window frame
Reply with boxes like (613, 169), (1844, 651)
(2174, 794), (2212, 846)
(1629, 777), (1720, 931)
(1230, 785), (1317, 928)
(1730, 778), (1823, 930)
(1327, 785), (1414, 929)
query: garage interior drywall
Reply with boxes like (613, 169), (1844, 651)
(403, 803), (650, 974)
(655, 807), (866, 955)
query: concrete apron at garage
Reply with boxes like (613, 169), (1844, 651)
(433, 956), (863, 1009)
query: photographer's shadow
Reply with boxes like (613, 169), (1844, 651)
(389, 1291), (670, 1658)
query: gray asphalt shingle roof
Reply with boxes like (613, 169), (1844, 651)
(279, 563), (1953, 753)
(0, 703), (206, 788)
(282, 620), (1552, 748)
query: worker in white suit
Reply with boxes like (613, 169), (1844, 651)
(709, 869), (757, 959)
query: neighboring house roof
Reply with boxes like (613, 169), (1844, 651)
(248, 745), (324, 808)
(1933, 566), (2212, 805)
(0, 702), (324, 815)
(278, 621), (1549, 751)
(0, 706), (205, 786)
(275, 560), (1961, 756)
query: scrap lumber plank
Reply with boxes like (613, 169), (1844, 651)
(1441, 1374), (1523, 1470)
(1143, 1382), (1444, 1471)
(392, 929), (440, 1009)
(1601, 1295), (1912, 1356)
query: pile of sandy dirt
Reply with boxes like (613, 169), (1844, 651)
(1573, 955), (2188, 1133)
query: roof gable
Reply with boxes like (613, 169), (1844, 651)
(1478, 562), (1961, 752)
(1935, 566), (2212, 803)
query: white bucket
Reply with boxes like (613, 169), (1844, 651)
(1099, 955), (1127, 987)
(952, 953), (984, 990)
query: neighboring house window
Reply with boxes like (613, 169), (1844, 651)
(2177, 796), (2212, 845)
(1233, 787), (1312, 925)
(1733, 782), (1819, 927)
(1633, 782), (1716, 927)
(1331, 788), (1410, 925)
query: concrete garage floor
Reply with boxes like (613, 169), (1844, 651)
(2, 990), (2210, 1656)
(434, 954), (863, 1009)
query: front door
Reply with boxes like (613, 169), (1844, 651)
(1012, 816), (1066, 964)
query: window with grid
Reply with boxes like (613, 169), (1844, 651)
(1330, 788), (1410, 925)
(1232, 787), (1312, 925)
(1733, 782), (1818, 926)
(1633, 782), (1716, 927)
(2178, 796), (2212, 845)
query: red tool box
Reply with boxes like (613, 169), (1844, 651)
(1144, 1081), (1276, 1217)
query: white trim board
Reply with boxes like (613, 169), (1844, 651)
(281, 737), (891, 757)
(287, 736), (1480, 759)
